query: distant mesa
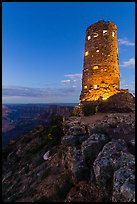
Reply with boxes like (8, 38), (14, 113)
(80, 20), (129, 103)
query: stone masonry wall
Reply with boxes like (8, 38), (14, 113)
(80, 20), (121, 102)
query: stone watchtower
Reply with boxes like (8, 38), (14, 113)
(80, 20), (122, 102)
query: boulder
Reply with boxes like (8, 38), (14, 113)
(112, 152), (135, 171)
(68, 125), (87, 136)
(72, 149), (90, 182)
(98, 92), (135, 113)
(112, 167), (135, 202)
(61, 135), (79, 147)
(93, 139), (128, 187)
(81, 133), (109, 164)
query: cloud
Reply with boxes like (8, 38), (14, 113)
(64, 74), (82, 80)
(61, 73), (82, 89)
(61, 80), (71, 84)
(118, 38), (135, 46)
(119, 58), (135, 67)
(2, 85), (81, 102)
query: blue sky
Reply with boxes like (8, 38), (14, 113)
(2, 2), (135, 103)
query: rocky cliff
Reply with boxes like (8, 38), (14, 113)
(2, 107), (135, 202)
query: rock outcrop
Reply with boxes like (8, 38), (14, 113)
(2, 111), (135, 202)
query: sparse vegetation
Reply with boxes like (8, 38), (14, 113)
(70, 105), (80, 116)
(82, 102), (98, 116)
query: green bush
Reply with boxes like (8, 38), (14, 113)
(70, 106), (80, 116)
(82, 102), (98, 116)
(27, 116), (65, 155)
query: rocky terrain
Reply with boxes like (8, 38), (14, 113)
(2, 93), (135, 202)
(2, 105), (135, 202)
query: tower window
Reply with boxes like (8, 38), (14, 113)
(96, 50), (99, 53)
(103, 30), (107, 35)
(85, 51), (89, 56)
(93, 66), (98, 70)
(84, 85), (87, 89)
(93, 33), (98, 38)
(94, 85), (98, 89)
(88, 35), (91, 40)
(112, 32), (115, 37)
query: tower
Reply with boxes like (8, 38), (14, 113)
(80, 20), (121, 102)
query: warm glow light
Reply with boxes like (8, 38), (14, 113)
(96, 50), (99, 53)
(94, 33), (98, 38)
(94, 84), (98, 89)
(93, 66), (98, 70)
(102, 97), (108, 100)
(103, 30), (107, 35)
(88, 35), (91, 40)
(112, 31), (115, 37)
(85, 51), (89, 56)
(84, 85), (87, 89)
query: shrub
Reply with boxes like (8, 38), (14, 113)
(70, 106), (80, 116)
(82, 102), (98, 116)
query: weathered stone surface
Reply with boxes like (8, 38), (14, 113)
(120, 175), (135, 202)
(98, 92), (135, 113)
(89, 113), (135, 145)
(113, 152), (135, 171)
(68, 125), (87, 136)
(127, 139), (135, 155)
(72, 149), (90, 182)
(78, 135), (89, 144)
(81, 133), (109, 164)
(65, 181), (111, 202)
(61, 135), (79, 147)
(112, 167), (135, 202)
(93, 139), (128, 187)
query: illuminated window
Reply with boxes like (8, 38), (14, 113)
(93, 66), (98, 70)
(103, 30), (107, 35)
(85, 51), (89, 56)
(94, 85), (98, 89)
(96, 50), (99, 53)
(84, 85), (87, 89)
(112, 32), (115, 37)
(84, 68), (88, 72)
(93, 33), (98, 38)
(108, 54), (110, 57)
(88, 35), (91, 40)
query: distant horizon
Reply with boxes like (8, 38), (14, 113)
(2, 91), (135, 105)
(2, 102), (79, 106)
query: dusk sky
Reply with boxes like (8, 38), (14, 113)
(2, 2), (135, 104)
